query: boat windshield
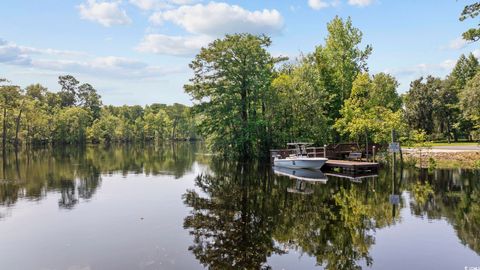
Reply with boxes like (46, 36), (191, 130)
(287, 143), (312, 156)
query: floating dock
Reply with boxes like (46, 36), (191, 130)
(323, 160), (379, 173)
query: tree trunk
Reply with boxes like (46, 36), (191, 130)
(2, 107), (6, 157)
(365, 130), (369, 161)
(240, 79), (249, 160)
(14, 106), (24, 151)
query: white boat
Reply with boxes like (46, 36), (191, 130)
(272, 143), (328, 170)
(273, 166), (327, 183)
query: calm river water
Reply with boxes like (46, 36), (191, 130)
(0, 143), (479, 270)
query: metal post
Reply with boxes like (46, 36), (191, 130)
(392, 129), (396, 172)
(323, 145), (327, 158)
(372, 146), (376, 162)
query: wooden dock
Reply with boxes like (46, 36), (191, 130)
(323, 160), (379, 173)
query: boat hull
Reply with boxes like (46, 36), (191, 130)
(273, 166), (327, 182)
(273, 157), (327, 169)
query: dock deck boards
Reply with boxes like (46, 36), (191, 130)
(324, 160), (379, 172)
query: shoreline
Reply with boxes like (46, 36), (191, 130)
(402, 148), (480, 169)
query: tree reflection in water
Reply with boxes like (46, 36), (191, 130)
(0, 145), (478, 268)
(183, 161), (480, 269)
(0, 143), (198, 211)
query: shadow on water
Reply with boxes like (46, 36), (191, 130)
(0, 143), (199, 211)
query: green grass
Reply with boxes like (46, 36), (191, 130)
(408, 141), (479, 147)
(429, 142), (479, 146)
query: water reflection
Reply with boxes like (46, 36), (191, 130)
(0, 145), (479, 269)
(183, 159), (480, 269)
(0, 143), (198, 210)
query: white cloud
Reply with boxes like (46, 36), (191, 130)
(136, 34), (211, 55)
(447, 37), (469, 50)
(473, 49), (480, 58)
(347, 0), (374, 7)
(0, 44), (32, 66)
(308, 0), (329, 10)
(0, 39), (180, 79)
(128, 0), (198, 10)
(140, 2), (283, 56)
(150, 2), (284, 36)
(78, 0), (131, 27)
(129, 0), (168, 10)
(32, 57), (178, 79)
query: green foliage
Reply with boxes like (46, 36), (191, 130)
(185, 17), (373, 158)
(270, 56), (330, 145)
(428, 157), (437, 171)
(403, 53), (479, 142)
(1, 75), (196, 148)
(459, 2), (480, 42)
(54, 107), (91, 144)
(411, 181), (434, 206)
(335, 72), (405, 144)
(460, 72), (480, 132)
(314, 16), (372, 120)
(185, 33), (278, 159)
(404, 76), (441, 134)
(474, 159), (480, 169)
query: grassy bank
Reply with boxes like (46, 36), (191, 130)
(403, 150), (480, 169)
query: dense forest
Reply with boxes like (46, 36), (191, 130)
(185, 16), (480, 159)
(1, 13), (479, 159)
(0, 75), (197, 149)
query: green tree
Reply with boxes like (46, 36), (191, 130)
(270, 56), (330, 145)
(450, 54), (479, 89)
(335, 73), (405, 144)
(460, 2), (480, 42)
(185, 34), (279, 159)
(0, 82), (22, 153)
(314, 16), (372, 121)
(144, 109), (172, 141)
(58, 75), (79, 107)
(54, 107), (91, 144)
(78, 83), (102, 120)
(25, 84), (47, 102)
(404, 76), (441, 135)
(460, 72), (480, 138)
(88, 113), (120, 143)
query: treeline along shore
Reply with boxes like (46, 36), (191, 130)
(0, 75), (198, 149)
(1, 17), (480, 160)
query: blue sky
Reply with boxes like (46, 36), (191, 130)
(0, 0), (478, 105)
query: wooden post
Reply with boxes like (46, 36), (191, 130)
(323, 145), (327, 158)
(392, 129), (396, 175)
(365, 130), (369, 161)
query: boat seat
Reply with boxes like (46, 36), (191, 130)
(347, 152), (362, 160)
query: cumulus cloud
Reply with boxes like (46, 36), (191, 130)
(140, 2), (283, 56)
(347, 0), (374, 7)
(136, 34), (210, 55)
(78, 0), (132, 27)
(149, 2), (284, 36)
(308, 0), (330, 10)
